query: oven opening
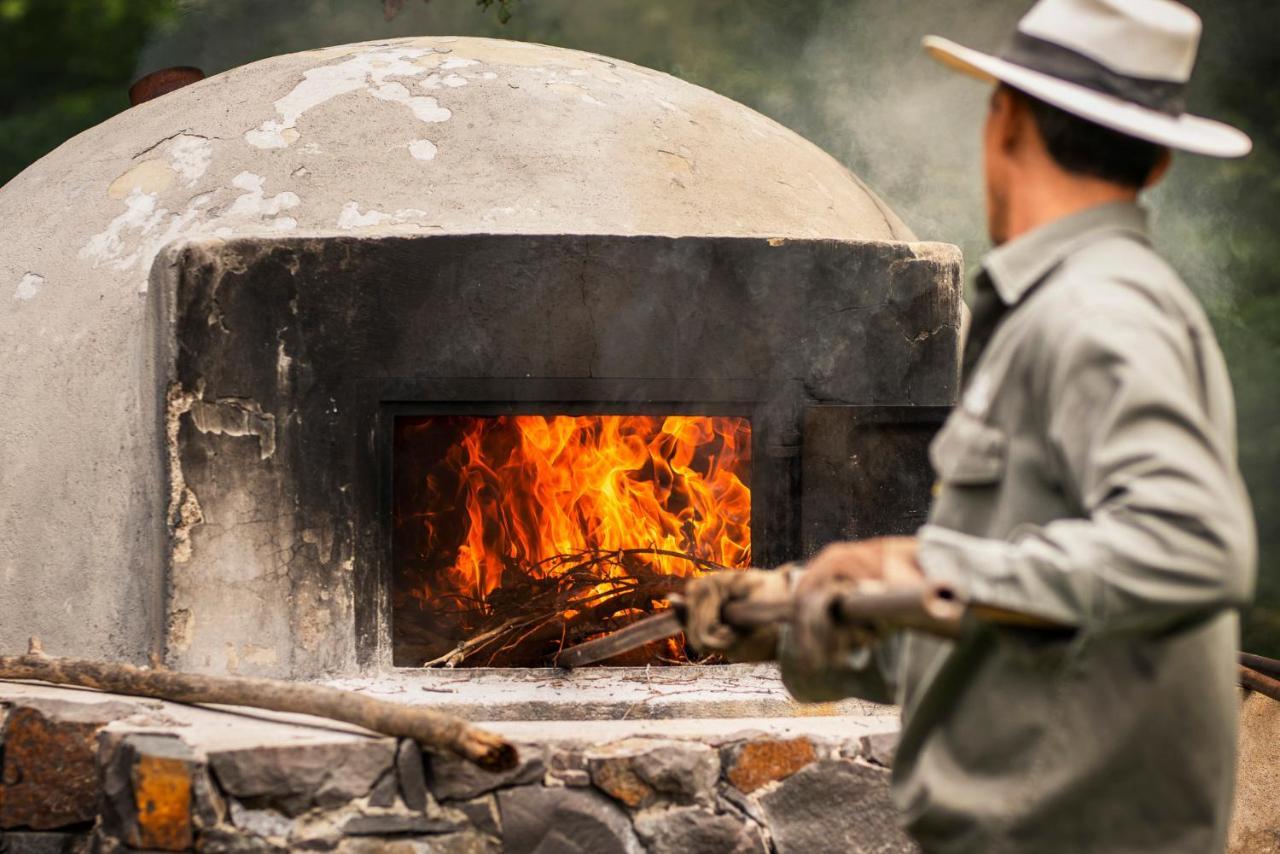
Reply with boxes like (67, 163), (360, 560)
(391, 412), (752, 667)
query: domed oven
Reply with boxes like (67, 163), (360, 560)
(0, 36), (963, 851)
(0, 37), (962, 681)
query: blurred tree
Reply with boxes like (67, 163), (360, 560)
(0, 0), (178, 183)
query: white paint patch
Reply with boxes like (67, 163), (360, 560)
(244, 46), (453, 149)
(336, 202), (432, 229)
(408, 139), (438, 161)
(81, 172), (301, 292)
(441, 74), (468, 88)
(227, 172), (301, 222)
(13, 273), (44, 301)
(369, 81), (451, 123)
(167, 134), (213, 186)
(440, 57), (479, 69)
(481, 72), (498, 80)
(337, 202), (388, 229)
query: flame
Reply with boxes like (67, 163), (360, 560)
(396, 414), (751, 623)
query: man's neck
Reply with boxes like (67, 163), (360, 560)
(1000, 176), (1139, 245)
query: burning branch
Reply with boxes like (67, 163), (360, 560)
(419, 548), (729, 667)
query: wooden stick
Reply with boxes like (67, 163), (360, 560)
(1, 638), (517, 771)
(1239, 652), (1280, 682)
(1239, 665), (1280, 705)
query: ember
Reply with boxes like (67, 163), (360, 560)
(392, 414), (752, 666)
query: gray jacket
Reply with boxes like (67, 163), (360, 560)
(781, 202), (1257, 853)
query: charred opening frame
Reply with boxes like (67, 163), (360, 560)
(155, 234), (962, 677)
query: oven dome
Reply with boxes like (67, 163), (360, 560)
(0, 37), (923, 666)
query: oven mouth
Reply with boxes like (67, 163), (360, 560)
(388, 402), (754, 668)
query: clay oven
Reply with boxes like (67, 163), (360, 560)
(0, 35), (966, 852)
(0, 37), (960, 678)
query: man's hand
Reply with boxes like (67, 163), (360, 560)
(791, 537), (924, 669)
(683, 568), (793, 662)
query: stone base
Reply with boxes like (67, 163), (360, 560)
(0, 681), (911, 853)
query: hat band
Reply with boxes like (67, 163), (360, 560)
(1001, 31), (1187, 116)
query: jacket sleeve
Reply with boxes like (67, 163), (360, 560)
(777, 624), (900, 705)
(918, 301), (1256, 635)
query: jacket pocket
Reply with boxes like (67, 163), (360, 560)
(929, 410), (1008, 486)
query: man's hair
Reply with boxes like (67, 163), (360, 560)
(1002, 84), (1167, 188)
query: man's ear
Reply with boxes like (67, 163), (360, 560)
(990, 86), (1025, 156)
(1144, 149), (1173, 189)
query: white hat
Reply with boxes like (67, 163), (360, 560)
(924, 0), (1252, 158)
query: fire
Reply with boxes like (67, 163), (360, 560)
(392, 414), (752, 666)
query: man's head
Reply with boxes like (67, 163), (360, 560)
(924, 0), (1250, 243)
(982, 83), (1172, 244)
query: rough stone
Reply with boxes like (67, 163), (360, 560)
(396, 739), (430, 812)
(368, 770), (400, 809)
(426, 746), (544, 802)
(227, 800), (293, 840)
(455, 795), (501, 837)
(497, 785), (642, 854)
(98, 733), (198, 851)
(546, 748), (590, 787)
(724, 737), (818, 794)
(334, 830), (499, 854)
(633, 805), (767, 854)
(0, 831), (90, 853)
(196, 823), (288, 853)
(208, 739), (395, 815)
(341, 813), (464, 835)
(586, 739), (719, 809)
(757, 760), (914, 854)
(0, 702), (126, 829)
(860, 732), (899, 769)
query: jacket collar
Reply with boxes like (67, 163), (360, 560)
(982, 201), (1151, 305)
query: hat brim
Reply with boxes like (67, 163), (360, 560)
(923, 35), (1252, 159)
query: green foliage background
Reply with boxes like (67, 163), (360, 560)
(2, 0), (1275, 653)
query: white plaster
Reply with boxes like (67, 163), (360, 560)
(408, 139), (438, 161)
(79, 189), (165, 266)
(441, 74), (468, 88)
(81, 172), (300, 292)
(481, 72), (498, 80)
(368, 81), (451, 123)
(244, 46), (452, 149)
(336, 202), (388, 229)
(440, 57), (479, 69)
(13, 273), (44, 301)
(167, 134), (213, 186)
(227, 172), (301, 220)
(336, 202), (432, 229)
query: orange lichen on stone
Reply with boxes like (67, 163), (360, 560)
(590, 759), (655, 808)
(133, 754), (194, 851)
(0, 706), (106, 829)
(726, 737), (817, 794)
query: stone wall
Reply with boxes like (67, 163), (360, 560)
(0, 685), (914, 853)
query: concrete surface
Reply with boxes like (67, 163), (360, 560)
(0, 678), (897, 751)
(0, 36), (920, 665)
(326, 662), (898, 723)
(1229, 691), (1280, 853)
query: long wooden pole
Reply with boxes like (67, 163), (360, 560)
(0, 638), (517, 771)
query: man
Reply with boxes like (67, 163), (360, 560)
(686, 0), (1257, 851)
